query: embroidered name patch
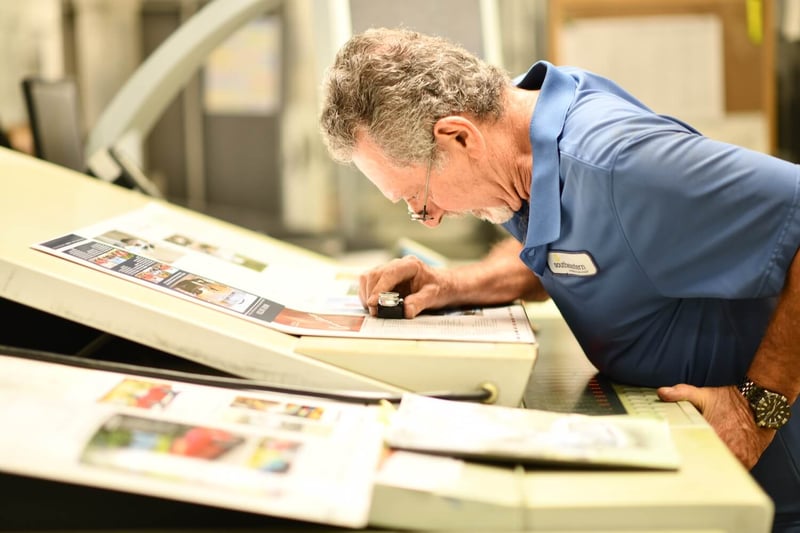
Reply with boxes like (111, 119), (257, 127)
(547, 251), (597, 276)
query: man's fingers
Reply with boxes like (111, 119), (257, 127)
(402, 283), (440, 318)
(657, 383), (701, 404)
(359, 257), (425, 310)
(658, 383), (715, 417)
(366, 266), (416, 306)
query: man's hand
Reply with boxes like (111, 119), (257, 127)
(358, 238), (548, 319)
(657, 384), (776, 469)
(359, 255), (455, 318)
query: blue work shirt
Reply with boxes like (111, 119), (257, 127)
(504, 61), (800, 528)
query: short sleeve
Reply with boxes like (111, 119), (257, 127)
(612, 128), (800, 299)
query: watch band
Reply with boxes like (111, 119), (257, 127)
(738, 378), (759, 401)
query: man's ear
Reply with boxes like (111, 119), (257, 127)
(432, 116), (486, 159)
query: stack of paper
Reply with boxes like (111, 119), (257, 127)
(384, 393), (681, 470)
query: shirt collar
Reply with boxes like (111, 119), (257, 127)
(507, 61), (577, 272)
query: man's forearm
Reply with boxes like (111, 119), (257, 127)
(747, 247), (800, 402)
(447, 237), (548, 305)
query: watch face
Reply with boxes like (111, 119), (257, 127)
(755, 391), (792, 429)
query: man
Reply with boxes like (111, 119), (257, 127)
(319, 28), (800, 531)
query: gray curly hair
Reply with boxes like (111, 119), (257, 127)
(319, 28), (510, 167)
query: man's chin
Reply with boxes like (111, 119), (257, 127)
(471, 207), (514, 224)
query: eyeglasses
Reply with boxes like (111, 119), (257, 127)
(408, 157), (433, 222)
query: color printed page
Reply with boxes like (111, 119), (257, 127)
(31, 203), (535, 343)
(0, 353), (384, 527)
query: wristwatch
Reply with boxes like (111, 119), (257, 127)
(738, 377), (792, 430)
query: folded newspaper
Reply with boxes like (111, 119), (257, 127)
(384, 394), (681, 470)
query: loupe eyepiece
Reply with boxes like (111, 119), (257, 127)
(377, 291), (405, 319)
